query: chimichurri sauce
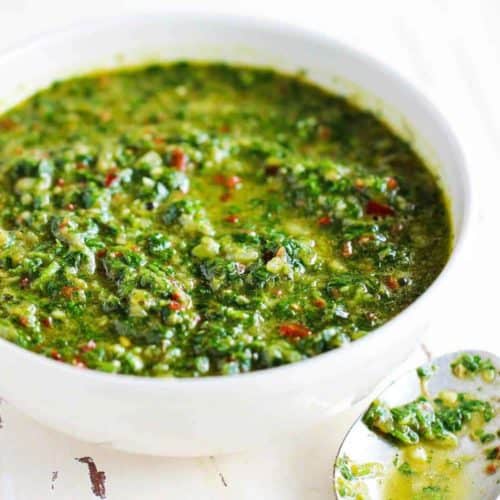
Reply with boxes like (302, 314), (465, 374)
(0, 63), (451, 376)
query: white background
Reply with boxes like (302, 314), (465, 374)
(0, 1), (499, 498)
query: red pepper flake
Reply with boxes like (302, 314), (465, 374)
(96, 248), (107, 258)
(485, 463), (497, 475)
(61, 286), (76, 299)
(318, 215), (333, 226)
(313, 298), (326, 308)
(226, 175), (241, 189)
(387, 177), (398, 190)
(279, 323), (311, 339)
(51, 350), (62, 361)
(366, 200), (395, 217)
(18, 316), (29, 327)
(220, 124), (230, 133)
(19, 276), (30, 289)
(170, 148), (187, 171)
(41, 317), (53, 328)
(76, 162), (87, 170)
(168, 301), (183, 311)
(80, 340), (96, 353)
(341, 241), (353, 257)
(273, 289), (283, 297)
(56, 178), (65, 187)
(66, 203), (76, 211)
(225, 214), (239, 224)
(220, 192), (232, 202)
(171, 291), (182, 301)
(386, 276), (399, 290)
(73, 357), (87, 369)
(104, 170), (119, 188)
(59, 219), (69, 230)
(153, 136), (165, 145)
(214, 174), (242, 189)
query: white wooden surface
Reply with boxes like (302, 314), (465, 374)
(0, 1), (499, 498)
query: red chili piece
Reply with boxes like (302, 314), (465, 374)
(104, 171), (118, 188)
(51, 350), (62, 361)
(214, 174), (241, 189)
(73, 357), (87, 369)
(170, 148), (187, 171)
(387, 177), (398, 190)
(168, 301), (182, 311)
(18, 316), (29, 327)
(386, 276), (399, 290)
(366, 200), (395, 217)
(225, 175), (241, 189)
(318, 216), (332, 226)
(225, 214), (239, 224)
(279, 323), (311, 339)
(80, 340), (96, 353)
(41, 317), (53, 328)
(313, 298), (326, 309)
(486, 463), (497, 475)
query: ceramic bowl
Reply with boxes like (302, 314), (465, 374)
(0, 13), (470, 456)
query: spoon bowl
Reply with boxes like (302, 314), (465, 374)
(333, 350), (500, 499)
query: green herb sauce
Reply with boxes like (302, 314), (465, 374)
(0, 63), (451, 376)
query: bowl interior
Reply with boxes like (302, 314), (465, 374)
(0, 14), (467, 240)
(0, 15), (471, 455)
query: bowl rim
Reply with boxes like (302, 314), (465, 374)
(0, 12), (472, 390)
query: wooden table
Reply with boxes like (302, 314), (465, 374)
(0, 1), (498, 498)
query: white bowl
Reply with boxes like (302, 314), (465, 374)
(0, 13), (470, 456)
